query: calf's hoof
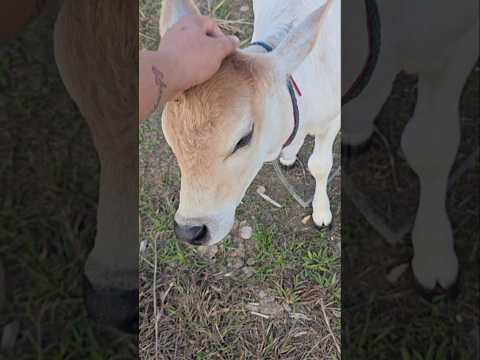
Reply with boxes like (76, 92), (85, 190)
(312, 209), (333, 230)
(279, 155), (297, 168)
(413, 271), (460, 303)
(411, 254), (460, 303)
(83, 276), (138, 334)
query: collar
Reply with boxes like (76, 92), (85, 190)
(341, 0), (381, 106)
(250, 41), (302, 149)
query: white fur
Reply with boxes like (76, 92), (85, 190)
(249, 0), (341, 228)
(342, 0), (478, 289)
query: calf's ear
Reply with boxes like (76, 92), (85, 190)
(270, 0), (333, 77)
(160, 0), (201, 37)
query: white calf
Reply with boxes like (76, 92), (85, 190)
(342, 0), (478, 289)
(160, 0), (340, 246)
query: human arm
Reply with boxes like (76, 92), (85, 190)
(139, 15), (240, 121)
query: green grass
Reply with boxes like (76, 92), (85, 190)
(139, 0), (341, 358)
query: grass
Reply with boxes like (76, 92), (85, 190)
(0, 9), (137, 359)
(139, 0), (341, 359)
(341, 69), (479, 359)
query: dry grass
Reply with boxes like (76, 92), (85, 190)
(139, 0), (341, 359)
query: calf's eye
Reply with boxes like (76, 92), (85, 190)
(233, 127), (254, 154)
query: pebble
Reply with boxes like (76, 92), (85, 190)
(240, 5), (250, 12)
(239, 226), (253, 240)
(302, 215), (312, 225)
(139, 240), (148, 253)
(386, 263), (409, 284)
(246, 258), (256, 266)
(197, 245), (219, 259)
(242, 267), (256, 278)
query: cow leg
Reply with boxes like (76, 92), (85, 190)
(54, 0), (138, 332)
(401, 27), (477, 290)
(342, 59), (398, 147)
(309, 119), (340, 227)
(280, 131), (306, 167)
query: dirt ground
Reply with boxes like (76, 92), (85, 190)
(139, 0), (341, 359)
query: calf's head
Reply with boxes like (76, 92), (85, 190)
(160, 0), (331, 245)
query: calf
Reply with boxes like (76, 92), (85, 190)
(342, 0), (478, 290)
(160, 0), (340, 246)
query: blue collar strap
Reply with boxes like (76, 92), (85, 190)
(250, 41), (300, 149)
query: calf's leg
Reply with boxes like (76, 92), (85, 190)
(54, 0), (138, 332)
(280, 131), (306, 167)
(401, 26), (478, 290)
(309, 119), (340, 227)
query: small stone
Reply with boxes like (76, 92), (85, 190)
(197, 245), (219, 259)
(386, 263), (409, 284)
(302, 215), (312, 225)
(239, 226), (253, 240)
(246, 258), (256, 266)
(257, 185), (266, 194)
(240, 5), (250, 12)
(242, 267), (256, 278)
(139, 240), (148, 253)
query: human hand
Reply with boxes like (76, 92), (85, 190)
(158, 15), (240, 96)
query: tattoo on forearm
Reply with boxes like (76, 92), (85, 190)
(152, 66), (167, 113)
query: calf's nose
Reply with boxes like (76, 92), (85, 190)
(174, 221), (208, 245)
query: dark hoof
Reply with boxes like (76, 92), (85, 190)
(83, 276), (139, 334)
(413, 272), (460, 304)
(342, 137), (373, 159)
(313, 218), (334, 231)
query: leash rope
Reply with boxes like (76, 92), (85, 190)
(341, 0), (381, 106)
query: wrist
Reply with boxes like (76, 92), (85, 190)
(155, 48), (184, 99)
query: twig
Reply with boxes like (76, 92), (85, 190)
(153, 236), (159, 360)
(320, 298), (341, 356)
(250, 311), (270, 319)
(256, 186), (283, 208)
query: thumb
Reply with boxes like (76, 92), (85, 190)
(216, 35), (240, 55)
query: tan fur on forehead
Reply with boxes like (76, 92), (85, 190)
(164, 51), (265, 176)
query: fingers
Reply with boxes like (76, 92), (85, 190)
(213, 34), (240, 55)
(204, 19), (225, 38)
(184, 15), (240, 55)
